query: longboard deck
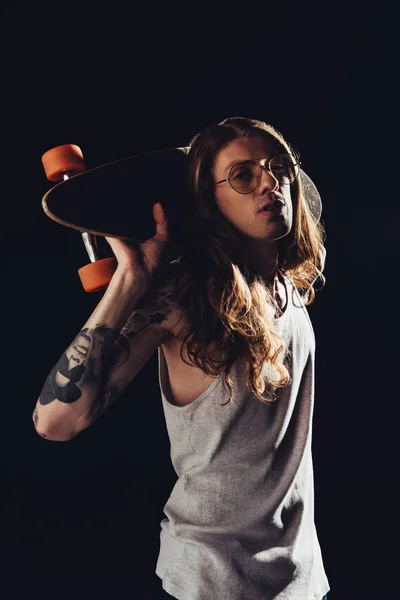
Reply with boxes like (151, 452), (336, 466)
(42, 147), (190, 243)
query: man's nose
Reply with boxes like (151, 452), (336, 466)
(258, 166), (279, 193)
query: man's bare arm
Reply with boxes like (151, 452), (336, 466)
(33, 267), (150, 440)
(33, 276), (179, 440)
(81, 283), (178, 429)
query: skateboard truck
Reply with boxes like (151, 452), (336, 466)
(41, 144), (118, 293)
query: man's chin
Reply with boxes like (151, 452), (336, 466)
(266, 221), (292, 242)
(254, 228), (290, 243)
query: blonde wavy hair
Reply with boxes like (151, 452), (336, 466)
(152, 117), (326, 405)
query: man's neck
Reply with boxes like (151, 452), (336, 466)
(244, 239), (279, 285)
(250, 259), (279, 286)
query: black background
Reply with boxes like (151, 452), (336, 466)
(3, 2), (398, 599)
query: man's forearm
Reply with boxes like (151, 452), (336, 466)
(33, 267), (148, 440)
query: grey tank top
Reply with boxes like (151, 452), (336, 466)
(155, 274), (330, 600)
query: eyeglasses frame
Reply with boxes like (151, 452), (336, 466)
(213, 153), (302, 195)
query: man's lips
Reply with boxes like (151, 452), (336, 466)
(258, 199), (284, 212)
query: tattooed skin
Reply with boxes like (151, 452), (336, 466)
(32, 406), (47, 437)
(121, 285), (174, 339)
(37, 281), (178, 427)
(85, 286), (178, 425)
(86, 375), (129, 426)
(39, 326), (120, 406)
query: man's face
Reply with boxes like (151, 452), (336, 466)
(213, 136), (294, 243)
(65, 334), (90, 369)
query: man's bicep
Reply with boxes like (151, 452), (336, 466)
(75, 280), (180, 432)
(79, 323), (172, 430)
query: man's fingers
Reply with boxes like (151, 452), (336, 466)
(154, 203), (168, 239)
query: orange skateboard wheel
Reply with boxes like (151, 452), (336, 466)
(78, 257), (118, 293)
(42, 144), (86, 181)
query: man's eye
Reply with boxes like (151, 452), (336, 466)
(234, 170), (252, 180)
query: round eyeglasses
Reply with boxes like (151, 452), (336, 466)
(214, 153), (301, 195)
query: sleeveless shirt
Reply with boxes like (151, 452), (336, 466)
(155, 274), (330, 600)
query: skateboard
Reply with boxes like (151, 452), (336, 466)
(41, 144), (322, 294)
(41, 144), (191, 293)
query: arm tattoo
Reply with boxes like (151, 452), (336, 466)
(39, 325), (120, 406)
(38, 283), (176, 415)
(32, 405), (47, 437)
(86, 377), (130, 426)
(85, 286), (177, 425)
(121, 285), (174, 338)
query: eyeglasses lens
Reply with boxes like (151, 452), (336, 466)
(229, 154), (298, 193)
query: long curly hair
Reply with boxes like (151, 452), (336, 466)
(152, 117), (326, 405)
